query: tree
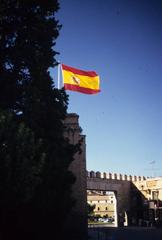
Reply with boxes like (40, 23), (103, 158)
(87, 203), (96, 217)
(0, 109), (46, 239)
(87, 203), (95, 215)
(0, 1), (77, 239)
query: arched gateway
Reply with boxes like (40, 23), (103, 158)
(87, 172), (132, 227)
(63, 113), (146, 239)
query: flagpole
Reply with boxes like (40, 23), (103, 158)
(57, 61), (61, 89)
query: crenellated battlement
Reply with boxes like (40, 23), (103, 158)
(87, 170), (147, 182)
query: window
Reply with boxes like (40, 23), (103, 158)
(152, 191), (159, 200)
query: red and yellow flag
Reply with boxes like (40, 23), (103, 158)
(61, 64), (100, 94)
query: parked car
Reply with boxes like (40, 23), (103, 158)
(103, 218), (109, 223)
(98, 218), (104, 222)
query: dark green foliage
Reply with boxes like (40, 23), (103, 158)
(0, 0), (61, 110)
(87, 203), (96, 216)
(0, 110), (45, 205)
(0, 1), (77, 239)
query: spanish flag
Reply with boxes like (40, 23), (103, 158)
(61, 64), (100, 94)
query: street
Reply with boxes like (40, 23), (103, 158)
(88, 226), (162, 240)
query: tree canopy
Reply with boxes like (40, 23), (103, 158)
(0, 1), (77, 239)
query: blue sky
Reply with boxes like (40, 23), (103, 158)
(52, 0), (162, 177)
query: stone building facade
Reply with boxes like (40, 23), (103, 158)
(87, 190), (115, 217)
(133, 177), (162, 201)
(133, 177), (162, 225)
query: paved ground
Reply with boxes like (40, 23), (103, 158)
(88, 226), (162, 240)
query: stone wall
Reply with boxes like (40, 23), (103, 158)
(87, 174), (132, 226)
(63, 113), (87, 239)
(87, 170), (146, 182)
(63, 113), (154, 231)
(87, 171), (149, 226)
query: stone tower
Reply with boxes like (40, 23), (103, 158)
(63, 113), (87, 239)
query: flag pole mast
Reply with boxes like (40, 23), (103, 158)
(57, 61), (61, 89)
